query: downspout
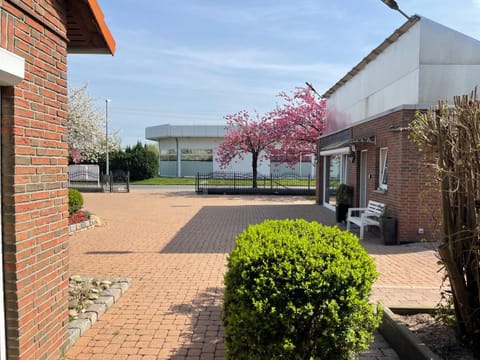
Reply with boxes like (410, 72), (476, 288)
(157, 141), (161, 176)
(176, 137), (180, 177)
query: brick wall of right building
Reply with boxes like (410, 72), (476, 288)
(351, 109), (441, 242)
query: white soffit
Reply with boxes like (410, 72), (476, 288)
(0, 48), (25, 86)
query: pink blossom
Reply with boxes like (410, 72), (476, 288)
(270, 86), (327, 165)
(70, 147), (83, 164)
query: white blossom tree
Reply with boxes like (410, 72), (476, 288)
(67, 84), (120, 163)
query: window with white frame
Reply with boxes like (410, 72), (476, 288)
(379, 147), (388, 190)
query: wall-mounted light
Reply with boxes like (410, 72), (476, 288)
(349, 144), (356, 163)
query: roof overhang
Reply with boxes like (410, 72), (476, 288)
(66, 0), (115, 55)
(319, 135), (377, 155)
(146, 125), (226, 140)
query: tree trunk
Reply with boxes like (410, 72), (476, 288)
(252, 152), (258, 188)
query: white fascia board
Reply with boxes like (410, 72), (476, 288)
(0, 48), (25, 86)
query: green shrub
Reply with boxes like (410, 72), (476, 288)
(68, 188), (83, 215)
(223, 219), (381, 360)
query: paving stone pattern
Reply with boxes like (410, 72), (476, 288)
(65, 189), (444, 359)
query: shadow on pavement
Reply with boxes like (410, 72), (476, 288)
(160, 203), (437, 256)
(160, 204), (337, 254)
(169, 287), (225, 359)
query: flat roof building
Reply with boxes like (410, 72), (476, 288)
(146, 124), (315, 177)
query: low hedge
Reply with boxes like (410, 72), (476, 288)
(223, 219), (381, 360)
(68, 188), (83, 215)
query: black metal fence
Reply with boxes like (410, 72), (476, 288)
(102, 171), (130, 193)
(195, 171), (315, 195)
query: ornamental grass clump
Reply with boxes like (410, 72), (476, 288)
(223, 219), (381, 360)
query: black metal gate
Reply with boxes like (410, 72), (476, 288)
(102, 170), (130, 193)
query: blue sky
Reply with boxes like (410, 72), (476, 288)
(67, 0), (480, 146)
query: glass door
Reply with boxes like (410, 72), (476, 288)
(323, 153), (347, 210)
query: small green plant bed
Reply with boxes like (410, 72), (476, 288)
(131, 177), (196, 185)
(68, 188), (84, 214)
(223, 219), (382, 360)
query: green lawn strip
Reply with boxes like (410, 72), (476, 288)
(131, 177), (196, 185)
(132, 177), (315, 187)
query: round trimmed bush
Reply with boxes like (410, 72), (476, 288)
(223, 219), (381, 360)
(68, 188), (84, 215)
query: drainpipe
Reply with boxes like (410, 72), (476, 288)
(157, 141), (161, 176)
(176, 137), (180, 177)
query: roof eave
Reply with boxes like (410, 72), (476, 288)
(66, 0), (116, 56)
(85, 0), (115, 55)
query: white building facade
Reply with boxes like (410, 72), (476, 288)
(146, 124), (314, 177)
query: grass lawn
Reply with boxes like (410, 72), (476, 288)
(131, 177), (196, 185)
(132, 176), (315, 187)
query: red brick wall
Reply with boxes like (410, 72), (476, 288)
(317, 108), (441, 242)
(1, 1), (69, 358)
(350, 109), (440, 242)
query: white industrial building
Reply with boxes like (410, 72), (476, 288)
(145, 124), (314, 177)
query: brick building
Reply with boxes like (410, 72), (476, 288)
(316, 15), (480, 243)
(0, 1), (114, 358)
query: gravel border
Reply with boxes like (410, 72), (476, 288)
(66, 278), (132, 350)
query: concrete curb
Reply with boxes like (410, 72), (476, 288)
(68, 217), (96, 234)
(379, 306), (440, 360)
(67, 278), (132, 350)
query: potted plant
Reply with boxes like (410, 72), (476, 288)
(335, 184), (353, 223)
(380, 209), (397, 245)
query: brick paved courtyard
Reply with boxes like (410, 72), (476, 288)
(65, 188), (444, 359)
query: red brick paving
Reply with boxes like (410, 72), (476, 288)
(65, 189), (444, 359)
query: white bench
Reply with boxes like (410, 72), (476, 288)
(347, 201), (385, 240)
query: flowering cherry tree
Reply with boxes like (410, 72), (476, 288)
(67, 84), (120, 163)
(270, 86), (327, 165)
(217, 110), (277, 188)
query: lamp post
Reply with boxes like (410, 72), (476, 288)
(305, 82), (322, 98)
(105, 99), (111, 177)
(380, 0), (410, 20)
